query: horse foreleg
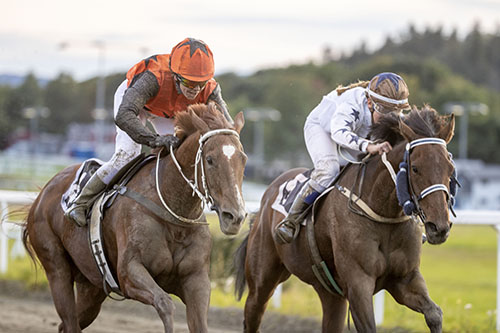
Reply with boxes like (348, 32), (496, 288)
(314, 287), (348, 332)
(75, 278), (107, 330)
(179, 272), (210, 333)
(386, 270), (442, 333)
(244, 246), (290, 332)
(345, 274), (377, 333)
(119, 260), (175, 333)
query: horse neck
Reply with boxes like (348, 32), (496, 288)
(362, 142), (406, 217)
(159, 134), (205, 217)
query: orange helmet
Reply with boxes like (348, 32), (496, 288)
(169, 38), (214, 81)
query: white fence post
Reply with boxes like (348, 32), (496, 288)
(496, 225), (500, 332)
(0, 200), (7, 273)
(0, 190), (37, 274)
(374, 291), (385, 326)
(272, 284), (282, 308)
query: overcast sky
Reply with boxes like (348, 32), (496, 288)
(2, 0), (499, 81)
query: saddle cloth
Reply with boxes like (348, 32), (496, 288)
(271, 169), (313, 217)
(61, 158), (104, 214)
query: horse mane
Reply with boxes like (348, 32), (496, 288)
(174, 103), (232, 141)
(370, 105), (447, 146)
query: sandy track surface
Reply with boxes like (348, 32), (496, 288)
(0, 294), (239, 333)
(0, 280), (321, 333)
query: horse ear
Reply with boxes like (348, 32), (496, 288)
(398, 118), (418, 142)
(438, 113), (455, 143)
(189, 109), (209, 134)
(233, 111), (245, 134)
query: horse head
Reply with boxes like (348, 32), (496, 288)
(175, 103), (247, 235)
(398, 109), (455, 244)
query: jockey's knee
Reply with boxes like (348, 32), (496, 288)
(97, 149), (140, 184)
(311, 159), (339, 189)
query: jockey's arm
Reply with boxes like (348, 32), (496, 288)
(207, 84), (233, 124)
(330, 102), (372, 153)
(115, 71), (162, 147)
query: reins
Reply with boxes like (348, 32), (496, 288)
(337, 159), (411, 223)
(155, 129), (240, 225)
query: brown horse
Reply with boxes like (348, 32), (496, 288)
(23, 103), (247, 333)
(234, 106), (455, 332)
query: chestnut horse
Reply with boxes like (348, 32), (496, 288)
(234, 107), (455, 332)
(23, 104), (247, 333)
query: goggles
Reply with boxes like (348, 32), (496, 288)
(371, 99), (401, 115)
(175, 74), (208, 89)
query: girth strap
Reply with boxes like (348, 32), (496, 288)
(89, 194), (125, 299)
(114, 185), (208, 227)
(306, 214), (344, 296)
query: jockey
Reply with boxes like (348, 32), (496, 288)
(66, 37), (232, 227)
(274, 72), (410, 244)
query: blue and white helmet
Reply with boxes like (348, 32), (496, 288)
(366, 72), (410, 113)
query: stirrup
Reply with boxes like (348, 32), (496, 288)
(274, 219), (301, 244)
(65, 204), (89, 227)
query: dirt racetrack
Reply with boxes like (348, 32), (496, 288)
(0, 280), (322, 333)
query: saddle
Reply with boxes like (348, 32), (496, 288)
(271, 169), (313, 220)
(271, 167), (348, 225)
(61, 154), (148, 212)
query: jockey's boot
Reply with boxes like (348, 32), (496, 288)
(274, 181), (320, 244)
(65, 174), (106, 227)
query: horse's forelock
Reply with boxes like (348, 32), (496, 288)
(198, 103), (230, 130)
(174, 104), (231, 140)
(174, 110), (197, 140)
(404, 105), (443, 138)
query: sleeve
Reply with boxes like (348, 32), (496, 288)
(207, 84), (233, 124)
(115, 71), (161, 146)
(330, 102), (372, 153)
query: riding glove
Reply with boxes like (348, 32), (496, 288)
(149, 135), (181, 150)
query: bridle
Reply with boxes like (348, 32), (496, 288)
(381, 137), (457, 223)
(155, 129), (240, 224)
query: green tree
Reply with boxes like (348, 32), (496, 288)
(42, 73), (78, 133)
(3, 73), (43, 139)
(0, 85), (14, 148)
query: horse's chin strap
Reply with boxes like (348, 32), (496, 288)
(155, 129), (239, 224)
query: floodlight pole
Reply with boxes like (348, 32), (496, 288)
(243, 108), (281, 165)
(443, 102), (489, 160)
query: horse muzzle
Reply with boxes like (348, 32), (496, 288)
(424, 221), (451, 245)
(213, 205), (247, 235)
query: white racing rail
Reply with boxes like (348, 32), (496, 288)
(1, 190), (500, 330)
(0, 190), (37, 273)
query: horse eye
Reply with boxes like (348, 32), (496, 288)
(412, 166), (418, 173)
(206, 156), (214, 165)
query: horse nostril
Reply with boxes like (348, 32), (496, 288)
(222, 211), (235, 222)
(425, 222), (438, 233)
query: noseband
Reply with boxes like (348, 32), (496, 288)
(155, 129), (240, 224)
